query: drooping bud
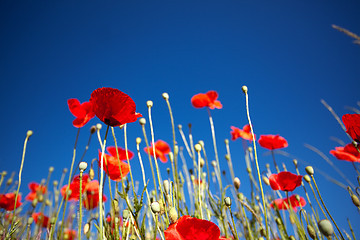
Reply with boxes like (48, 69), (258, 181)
(262, 176), (270, 186)
(351, 194), (360, 207)
(305, 166), (314, 176)
(27, 130), (33, 137)
(318, 219), (334, 237)
(89, 168), (95, 180)
(307, 225), (316, 239)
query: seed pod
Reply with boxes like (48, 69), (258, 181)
(169, 207), (178, 223)
(151, 201), (160, 214)
(318, 219), (334, 237)
(146, 100), (153, 107)
(224, 197), (232, 207)
(139, 118), (146, 125)
(262, 176), (270, 186)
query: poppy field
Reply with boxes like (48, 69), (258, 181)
(0, 86), (359, 240)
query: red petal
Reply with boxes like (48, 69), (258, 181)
(191, 93), (210, 108)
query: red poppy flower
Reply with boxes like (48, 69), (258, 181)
(258, 135), (288, 150)
(144, 140), (171, 163)
(106, 146), (134, 161)
(342, 114), (360, 142)
(191, 91), (223, 109)
(90, 87), (142, 127)
(99, 151), (130, 181)
(230, 125), (255, 141)
(25, 182), (47, 201)
(270, 195), (306, 211)
(67, 99), (95, 128)
(64, 229), (77, 240)
(32, 212), (50, 228)
(269, 171), (302, 192)
(83, 180), (107, 210)
(61, 174), (89, 201)
(164, 215), (221, 240)
(330, 143), (360, 163)
(0, 193), (22, 211)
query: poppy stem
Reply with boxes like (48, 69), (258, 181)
(239, 200), (254, 240)
(242, 87), (269, 240)
(123, 124), (137, 198)
(178, 124), (193, 158)
(99, 125), (110, 240)
(196, 149), (204, 219)
(311, 175), (345, 240)
(271, 150), (280, 173)
(78, 170), (83, 240)
(9, 130), (32, 237)
(163, 94), (181, 216)
(141, 122), (159, 199)
(206, 107), (223, 193)
(147, 101), (170, 226)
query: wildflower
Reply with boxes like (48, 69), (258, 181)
(191, 91), (222, 109)
(90, 87), (142, 127)
(98, 151), (130, 181)
(67, 99), (95, 128)
(164, 215), (221, 240)
(230, 125), (255, 141)
(64, 229), (77, 240)
(32, 212), (50, 228)
(258, 135), (288, 150)
(270, 195), (306, 211)
(0, 193), (22, 211)
(144, 140), (171, 163)
(330, 143), (360, 163)
(60, 174), (89, 201)
(25, 182), (47, 201)
(269, 171), (302, 192)
(342, 114), (360, 142)
(83, 180), (107, 210)
(106, 146), (134, 161)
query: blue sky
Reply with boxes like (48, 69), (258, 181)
(1, 0), (359, 237)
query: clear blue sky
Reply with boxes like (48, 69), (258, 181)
(1, 0), (359, 236)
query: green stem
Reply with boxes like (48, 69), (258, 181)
(78, 171), (83, 240)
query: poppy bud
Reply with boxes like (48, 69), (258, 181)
(178, 124), (182, 130)
(224, 197), (232, 207)
(307, 225), (316, 239)
(254, 205), (260, 214)
(190, 175), (195, 182)
(289, 235), (296, 240)
(27, 217), (33, 225)
(241, 85), (248, 93)
(260, 227), (266, 236)
(248, 147), (253, 152)
(53, 180), (58, 187)
(224, 139), (229, 144)
(166, 168), (170, 175)
(49, 166), (54, 173)
(305, 166), (314, 176)
(45, 199), (51, 206)
(27, 130), (33, 137)
(163, 180), (170, 195)
(304, 175), (311, 183)
(32, 199), (38, 208)
(79, 162), (88, 172)
(90, 125), (96, 134)
(237, 193), (244, 201)
(136, 137), (141, 144)
(318, 219), (334, 237)
(275, 217), (282, 226)
(194, 144), (201, 152)
(146, 100), (153, 108)
(96, 123), (102, 130)
(211, 161), (216, 167)
(1, 171), (7, 176)
(123, 209), (130, 219)
(139, 118), (146, 125)
(169, 207), (178, 223)
(200, 158), (205, 168)
(255, 195), (260, 201)
(351, 194), (360, 207)
(162, 92), (169, 100)
(84, 222), (90, 235)
(289, 216), (295, 224)
(169, 152), (174, 163)
(225, 154), (230, 161)
(63, 168), (68, 174)
(6, 178), (13, 186)
(262, 176), (270, 186)
(113, 199), (120, 215)
(246, 167), (252, 173)
(151, 201), (161, 214)
(198, 140), (204, 147)
(89, 168), (95, 180)
(233, 177), (241, 190)
(293, 159), (298, 167)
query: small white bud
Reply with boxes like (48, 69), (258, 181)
(162, 92), (169, 100)
(79, 162), (88, 171)
(146, 100), (153, 107)
(139, 118), (146, 125)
